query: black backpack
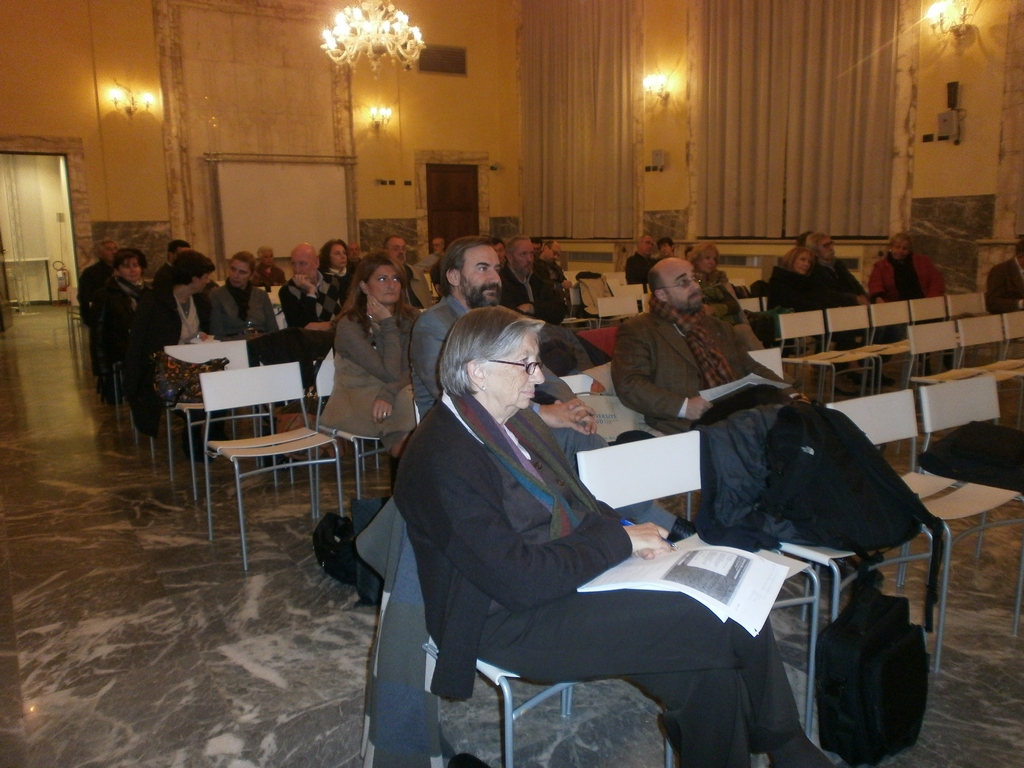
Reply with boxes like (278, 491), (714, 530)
(760, 402), (944, 630)
(816, 581), (929, 765)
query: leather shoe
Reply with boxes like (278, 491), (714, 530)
(448, 755), (493, 768)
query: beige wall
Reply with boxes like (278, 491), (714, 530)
(641, 1), (690, 213)
(912, 0), (1011, 199)
(0, 0), (168, 223)
(0, 0), (1017, 242)
(349, 0), (521, 221)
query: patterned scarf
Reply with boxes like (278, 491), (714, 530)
(226, 282), (252, 320)
(115, 276), (144, 309)
(648, 293), (735, 389)
(450, 393), (600, 539)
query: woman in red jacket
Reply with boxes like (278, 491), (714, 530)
(867, 232), (945, 304)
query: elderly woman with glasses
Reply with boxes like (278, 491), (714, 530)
(394, 305), (829, 768)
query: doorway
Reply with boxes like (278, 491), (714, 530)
(0, 153), (75, 315)
(426, 164), (480, 246)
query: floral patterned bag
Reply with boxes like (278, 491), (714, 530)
(151, 351), (229, 404)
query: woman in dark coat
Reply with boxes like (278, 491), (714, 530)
(767, 247), (859, 312)
(91, 248), (149, 403)
(123, 250), (214, 437)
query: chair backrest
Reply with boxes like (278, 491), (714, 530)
(907, 320), (957, 356)
(909, 296), (947, 324)
(577, 431), (701, 508)
(199, 361), (305, 412)
(869, 300), (910, 329)
(315, 350), (335, 397)
(560, 373), (594, 394)
(826, 389), (917, 447)
(610, 283), (645, 300)
(747, 347), (784, 378)
(917, 375), (1000, 436)
(946, 292), (985, 318)
(268, 285), (281, 305)
(825, 304), (870, 335)
(1002, 311), (1024, 348)
(777, 309), (825, 342)
(165, 340), (250, 370)
(596, 295), (641, 318)
(737, 296), (763, 313)
(604, 271), (627, 287)
(956, 314), (1004, 350)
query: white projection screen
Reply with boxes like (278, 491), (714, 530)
(216, 161), (348, 261)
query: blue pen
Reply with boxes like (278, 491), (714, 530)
(620, 519), (676, 549)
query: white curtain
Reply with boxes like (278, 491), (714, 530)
(522, 0), (636, 238)
(695, 0), (897, 238)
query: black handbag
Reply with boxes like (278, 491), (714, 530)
(312, 513), (358, 585)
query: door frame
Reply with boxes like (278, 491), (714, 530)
(414, 150), (490, 252)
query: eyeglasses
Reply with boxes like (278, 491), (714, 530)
(488, 360), (542, 375)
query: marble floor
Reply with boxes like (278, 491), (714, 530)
(0, 307), (1023, 768)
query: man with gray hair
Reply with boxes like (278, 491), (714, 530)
(499, 235), (566, 325)
(806, 232), (867, 306)
(411, 236), (690, 538)
(625, 234), (657, 289)
(252, 245), (285, 287)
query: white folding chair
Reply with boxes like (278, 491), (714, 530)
(867, 300), (910, 346)
(604, 271), (627, 288)
(778, 310), (873, 401)
(610, 282), (645, 301)
(905, 320), (962, 387)
(1002, 311), (1024, 360)
(163, 340), (251, 499)
(737, 296), (763, 313)
(200, 362), (344, 570)
(559, 373), (595, 395)
(917, 377), (1024, 670)
(576, 431), (820, 736)
(313, 351), (388, 499)
(945, 291), (986, 319)
(747, 346), (784, 378)
(909, 295), (947, 324)
(595, 295), (641, 326)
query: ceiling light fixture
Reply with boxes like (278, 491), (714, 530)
(321, 2), (425, 75)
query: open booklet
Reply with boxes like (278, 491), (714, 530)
(578, 536), (792, 637)
(699, 372), (790, 403)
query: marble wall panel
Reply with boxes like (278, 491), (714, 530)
(643, 209), (687, 241)
(910, 195), (995, 293)
(90, 221), (172, 278)
(358, 218), (418, 260)
(489, 216), (521, 241)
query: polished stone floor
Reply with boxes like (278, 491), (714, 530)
(0, 307), (1022, 768)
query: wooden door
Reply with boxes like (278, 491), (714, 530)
(426, 164), (479, 246)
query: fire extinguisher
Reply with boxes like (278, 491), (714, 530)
(53, 261), (71, 304)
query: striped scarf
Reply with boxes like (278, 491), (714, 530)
(649, 294), (735, 389)
(451, 394), (600, 539)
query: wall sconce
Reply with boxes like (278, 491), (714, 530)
(643, 74), (669, 102)
(369, 106), (393, 129)
(926, 1), (973, 41)
(109, 84), (156, 117)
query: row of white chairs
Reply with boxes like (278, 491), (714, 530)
(740, 291), (986, 320)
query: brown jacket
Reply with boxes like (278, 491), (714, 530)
(611, 313), (783, 433)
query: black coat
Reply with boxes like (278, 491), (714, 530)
(78, 260), (113, 327)
(499, 264), (566, 325)
(123, 284), (211, 437)
(766, 266), (859, 313)
(91, 277), (148, 374)
(625, 252), (652, 288)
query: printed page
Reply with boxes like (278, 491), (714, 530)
(699, 373), (789, 402)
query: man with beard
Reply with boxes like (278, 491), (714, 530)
(411, 236), (690, 540)
(613, 258), (792, 434)
(410, 236), (597, 434)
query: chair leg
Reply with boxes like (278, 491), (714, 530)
(204, 448), (215, 541)
(186, 410), (198, 501)
(664, 737), (674, 768)
(1014, 528), (1024, 636)
(234, 461), (249, 570)
(306, 449), (318, 520)
(932, 522), (953, 673)
(166, 409), (175, 482)
(498, 676), (515, 768)
(354, 440), (364, 500)
(333, 444), (345, 518)
(804, 567), (820, 737)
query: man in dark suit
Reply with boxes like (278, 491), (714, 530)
(625, 235), (657, 288)
(612, 257), (791, 434)
(499, 235), (566, 325)
(985, 237), (1024, 313)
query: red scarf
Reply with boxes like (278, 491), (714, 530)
(648, 294), (735, 389)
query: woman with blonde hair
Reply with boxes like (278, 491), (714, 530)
(688, 241), (763, 350)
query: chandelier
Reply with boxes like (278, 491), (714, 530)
(321, 2), (425, 74)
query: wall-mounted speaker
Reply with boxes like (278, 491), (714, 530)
(947, 81), (960, 110)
